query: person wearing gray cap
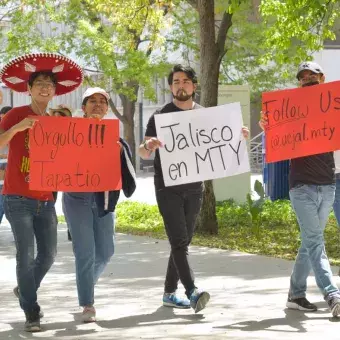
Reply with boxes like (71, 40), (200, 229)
(260, 61), (340, 317)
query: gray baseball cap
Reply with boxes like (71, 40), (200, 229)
(296, 61), (324, 80)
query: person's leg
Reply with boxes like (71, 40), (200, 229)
(62, 193), (96, 308)
(183, 188), (210, 312)
(332, 177), (340, 276)
(92, 203), (114, 284)
(165, 188), (203, 295)
(0, 193), (4, 224)
(289, 185), (339, 314)
(316, 184), (340, 315)
(33, 200), (58, 290)
(157, 187), (209, 312)
(333, 177), (340, 226)
(4, 196), (42, 331)
(61, 193), (72, 241)
(156, 188), (196, 297)
(288, 241), (311, 299)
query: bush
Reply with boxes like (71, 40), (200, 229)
(59, 199), (340, 265)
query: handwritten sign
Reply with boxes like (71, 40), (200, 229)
(155, 103), (250, 187)
(262, 81), (340, 163)
(29, 116), (122, 192)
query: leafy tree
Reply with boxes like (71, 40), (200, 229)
(173, 0), (240, 234)
(0, 0), (173, 165)
(260, 0), (340, 64)
(170, 0), (339, 234)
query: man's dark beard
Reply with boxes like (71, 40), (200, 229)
(301, 81), (320, 87)
(173, 90), (193, 101)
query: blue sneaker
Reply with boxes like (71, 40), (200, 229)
(189, 288), (210, 313)
(163, 293), (191, 309)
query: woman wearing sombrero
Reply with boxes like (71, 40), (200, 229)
(0, 53), (83, 332)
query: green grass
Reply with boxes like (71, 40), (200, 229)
(58, 199), (340, 265)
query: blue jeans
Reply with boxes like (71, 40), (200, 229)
(4, 195), (57, 313)
(62, 193), (115, 307)
(289, 184), (339, 299)
(0, 193), (4, 223)
(333, 177), (340, 226)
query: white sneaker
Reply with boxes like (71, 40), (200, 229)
(82, 306), (96, 323)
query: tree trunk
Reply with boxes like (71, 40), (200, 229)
(196, 0), (220, 235)
(121, 97), (137, 168)
(119, 83), (139, 169)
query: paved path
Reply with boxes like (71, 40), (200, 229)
(0, 221), (340, 339)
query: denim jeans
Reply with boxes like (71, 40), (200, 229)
(4, 195), (57, 313)
(0, 192), (4, 223)
(333, 177), (340, 226)
(289, 184), (339, 299)
(156, 186), (203, 298)
(62, 192), (115, 307)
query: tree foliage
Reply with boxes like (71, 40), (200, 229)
(0, 0), (174, 165)
(260, 0), (340, 64)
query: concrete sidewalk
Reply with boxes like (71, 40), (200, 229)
(0, 222), (339, 339)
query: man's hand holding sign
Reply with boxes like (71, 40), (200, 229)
(154, 102), (250, 187)
(29, 116), (121, 192)
(262, 81), (340, 163)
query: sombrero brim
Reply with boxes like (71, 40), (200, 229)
(0, 53), (83, 96)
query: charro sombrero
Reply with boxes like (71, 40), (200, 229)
(0, 53), (83, 96)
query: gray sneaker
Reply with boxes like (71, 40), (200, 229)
(189, 288), (210, 313)
(13, 287), (44, 318)
(24, 311), (41, 332)
(327, 295), (340, 317)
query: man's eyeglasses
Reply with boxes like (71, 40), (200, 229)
(32, 81), (56, 89)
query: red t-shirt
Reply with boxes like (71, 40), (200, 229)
(0, 105), (53, 201)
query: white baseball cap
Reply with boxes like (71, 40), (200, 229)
(296, 61), (324, 80)
(82, 87), (110, 102)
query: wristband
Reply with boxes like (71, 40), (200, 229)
(143, 140), (150, 151)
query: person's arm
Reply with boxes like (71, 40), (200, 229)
(138, 113), (162, 159)
(138, 137), (162, 159)
(0, 115), (38, 148)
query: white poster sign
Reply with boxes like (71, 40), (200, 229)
(155, 102), (250, 187)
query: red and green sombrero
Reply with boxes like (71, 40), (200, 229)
(0, 52), (83, 96)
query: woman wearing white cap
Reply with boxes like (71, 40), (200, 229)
(0, 53), (83, 332)
(62, 87), (115, 323)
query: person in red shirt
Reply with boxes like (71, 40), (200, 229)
(0, 106), (12, 224)
(0, 53), (83, 332)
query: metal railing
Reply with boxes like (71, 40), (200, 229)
(249, 131), (264, 174)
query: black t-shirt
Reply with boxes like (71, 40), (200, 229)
(289, 153), (335, 189)
(145, 102), (204, 190)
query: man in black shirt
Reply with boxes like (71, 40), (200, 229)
(139, 64), (248, 313)
(260, 61), (340, 317)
